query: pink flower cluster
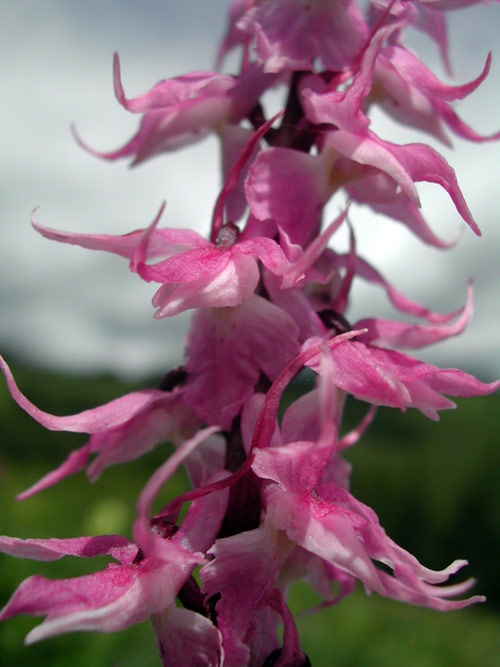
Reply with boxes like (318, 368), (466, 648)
(1, 1), (499, 665)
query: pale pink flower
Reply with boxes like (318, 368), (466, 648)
(246, 118), (480, 250)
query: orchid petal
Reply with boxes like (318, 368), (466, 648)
(185, 295), (300, 429)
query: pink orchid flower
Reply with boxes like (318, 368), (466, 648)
(248, 351), (486, 611)
(35, 115), (290, 319)
(220, 0), (369, 73)
(374, 48), (500, 145)
(0, 428), (226, 663)
(1, 0), (499, 662)
(0, 356), (207, 498)
(303, 335), (500, 420)
(183, 295), (300, 430)
(77, 54), (279, 168)
(253, 437), (485, 610)
(245, 18), (492, 247)
(75, 56), (282, 222)
(369, 0), (499, 74)
(33, 208), (290, 317)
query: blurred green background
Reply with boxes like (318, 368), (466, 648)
(1, 360), (499, 666)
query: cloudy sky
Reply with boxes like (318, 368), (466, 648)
(0, 1), (499, 379)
